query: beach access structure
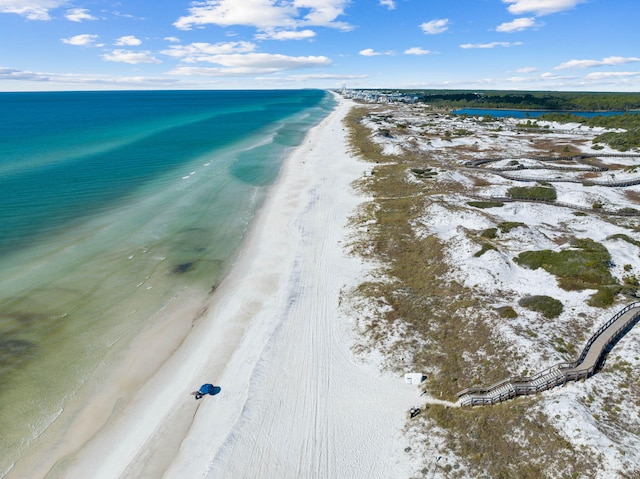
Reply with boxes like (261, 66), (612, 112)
(458, 302), (640, 407)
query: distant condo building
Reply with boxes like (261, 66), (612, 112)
(338, 89), (420, 104)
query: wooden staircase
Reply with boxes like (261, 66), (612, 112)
(458, 302), (640, 407)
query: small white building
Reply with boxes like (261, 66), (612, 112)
(404, 373), (425, 385)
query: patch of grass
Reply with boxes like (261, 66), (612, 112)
(519, 295), (564, 319)
(607, 233), (640, 248)
(453, 128), (473, 136)
(507, 185), (557, 201)
(480, 227), (498, 239)
(426, 404), (594, 479)
(514, 238), (619, 306)
(551, 335), (577, 355)
(496, 306), (518, 319)
(590, 286), (623, 308)
(625, 190), (640, 203)
(617, 207), (640, 215)
(475, 242), (497, 257)
(498, 221), (526, 233)
(411, 167), (437, 179)
(467, 200), (504, 209)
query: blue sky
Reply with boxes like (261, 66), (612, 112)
(0, 0), (639, 91)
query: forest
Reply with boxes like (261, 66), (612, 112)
(538, 112), (640, 151)
(399, 90), (640, 111)
(362, 89), (640, 150)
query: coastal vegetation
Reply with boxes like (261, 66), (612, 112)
(507, 185), (557, 201)
(344, 106), (598, 478)
(466, 200), (504, 209)
(514, 239), (619, 307)
(518, 295), (564, 319)
(539, 112), (640, 151)
(361, 89), (640, 111)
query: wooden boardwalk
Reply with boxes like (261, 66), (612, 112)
(458, 302), (640, 407)
(464, 153), (640, 188)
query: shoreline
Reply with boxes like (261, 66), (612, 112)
(9, 95), (420, 478)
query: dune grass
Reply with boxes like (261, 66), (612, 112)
(467, 200), (504, 209)
(344, 105), (595, 478)
(507, 185), (557, 201)
(514, 238), (620, 307)
(519, 295), (564, 319)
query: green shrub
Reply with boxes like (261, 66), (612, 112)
(411, 168), (437, 179)
(508, 186), (557, 201)
(519, 295), (564, 319)
(467, 201), (504, 209)
(480, 227), (498, 239)
(498, 221), (526, 233)
(589, 286), (622, 307)
(514, 238), (618, 306)
(475, 243), (497, 257)
(496, 306), (518, 319)
(608, 234), (640, 248)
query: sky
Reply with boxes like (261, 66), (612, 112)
(0, 0), (639, 92)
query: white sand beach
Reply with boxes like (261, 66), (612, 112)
(10, 97), (421, 479)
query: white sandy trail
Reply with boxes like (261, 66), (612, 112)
(31, 96), (421, 479)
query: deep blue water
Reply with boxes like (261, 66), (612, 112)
(452, 108), (635, 119)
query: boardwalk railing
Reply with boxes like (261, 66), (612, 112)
(467, 195), (640, 217)
(458, 302), (640, 407)
(464, 154), (640, 187)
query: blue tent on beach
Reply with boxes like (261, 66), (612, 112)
(193, 383), (218, 399)
(198, 384), (216, 395)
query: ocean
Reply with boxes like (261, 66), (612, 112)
(0, 89), (334, 474)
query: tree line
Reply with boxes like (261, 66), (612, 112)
(386, 90), (640, 111)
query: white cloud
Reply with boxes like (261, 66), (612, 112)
(420, 18), (449, 35)
(516, 66), (537, 73)
(255, 29), (316, 40)
(165, 36), (181, 43)
(496, 17), (539, 32)
(102, 50), (161, 64)
(359, 48), (380, 57)
(586, 71), (640, 80)
(555, 56), (640, 70)
(460, 41), (522, 49)
(167, 53), (331, 76)
(505, 71), (575, 83)
(0, 66), (49, 81)
(65, 8), (95, 22)
(0, 0), (67, 20)
(115, 35), (142, 46)
(174, 0), (351, 32)
(0, 67), (180, 87)
(162, 41), (256, 61)
(61, 34), (99, 46)
(503, 0), (585, 16)
(380, 0), (395, 9)
(257, 73), (369, 81)
(404, 47), (431, 55)
(359, 48), (394, 57)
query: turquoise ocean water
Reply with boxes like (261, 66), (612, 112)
(0, 89), (334, 474)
